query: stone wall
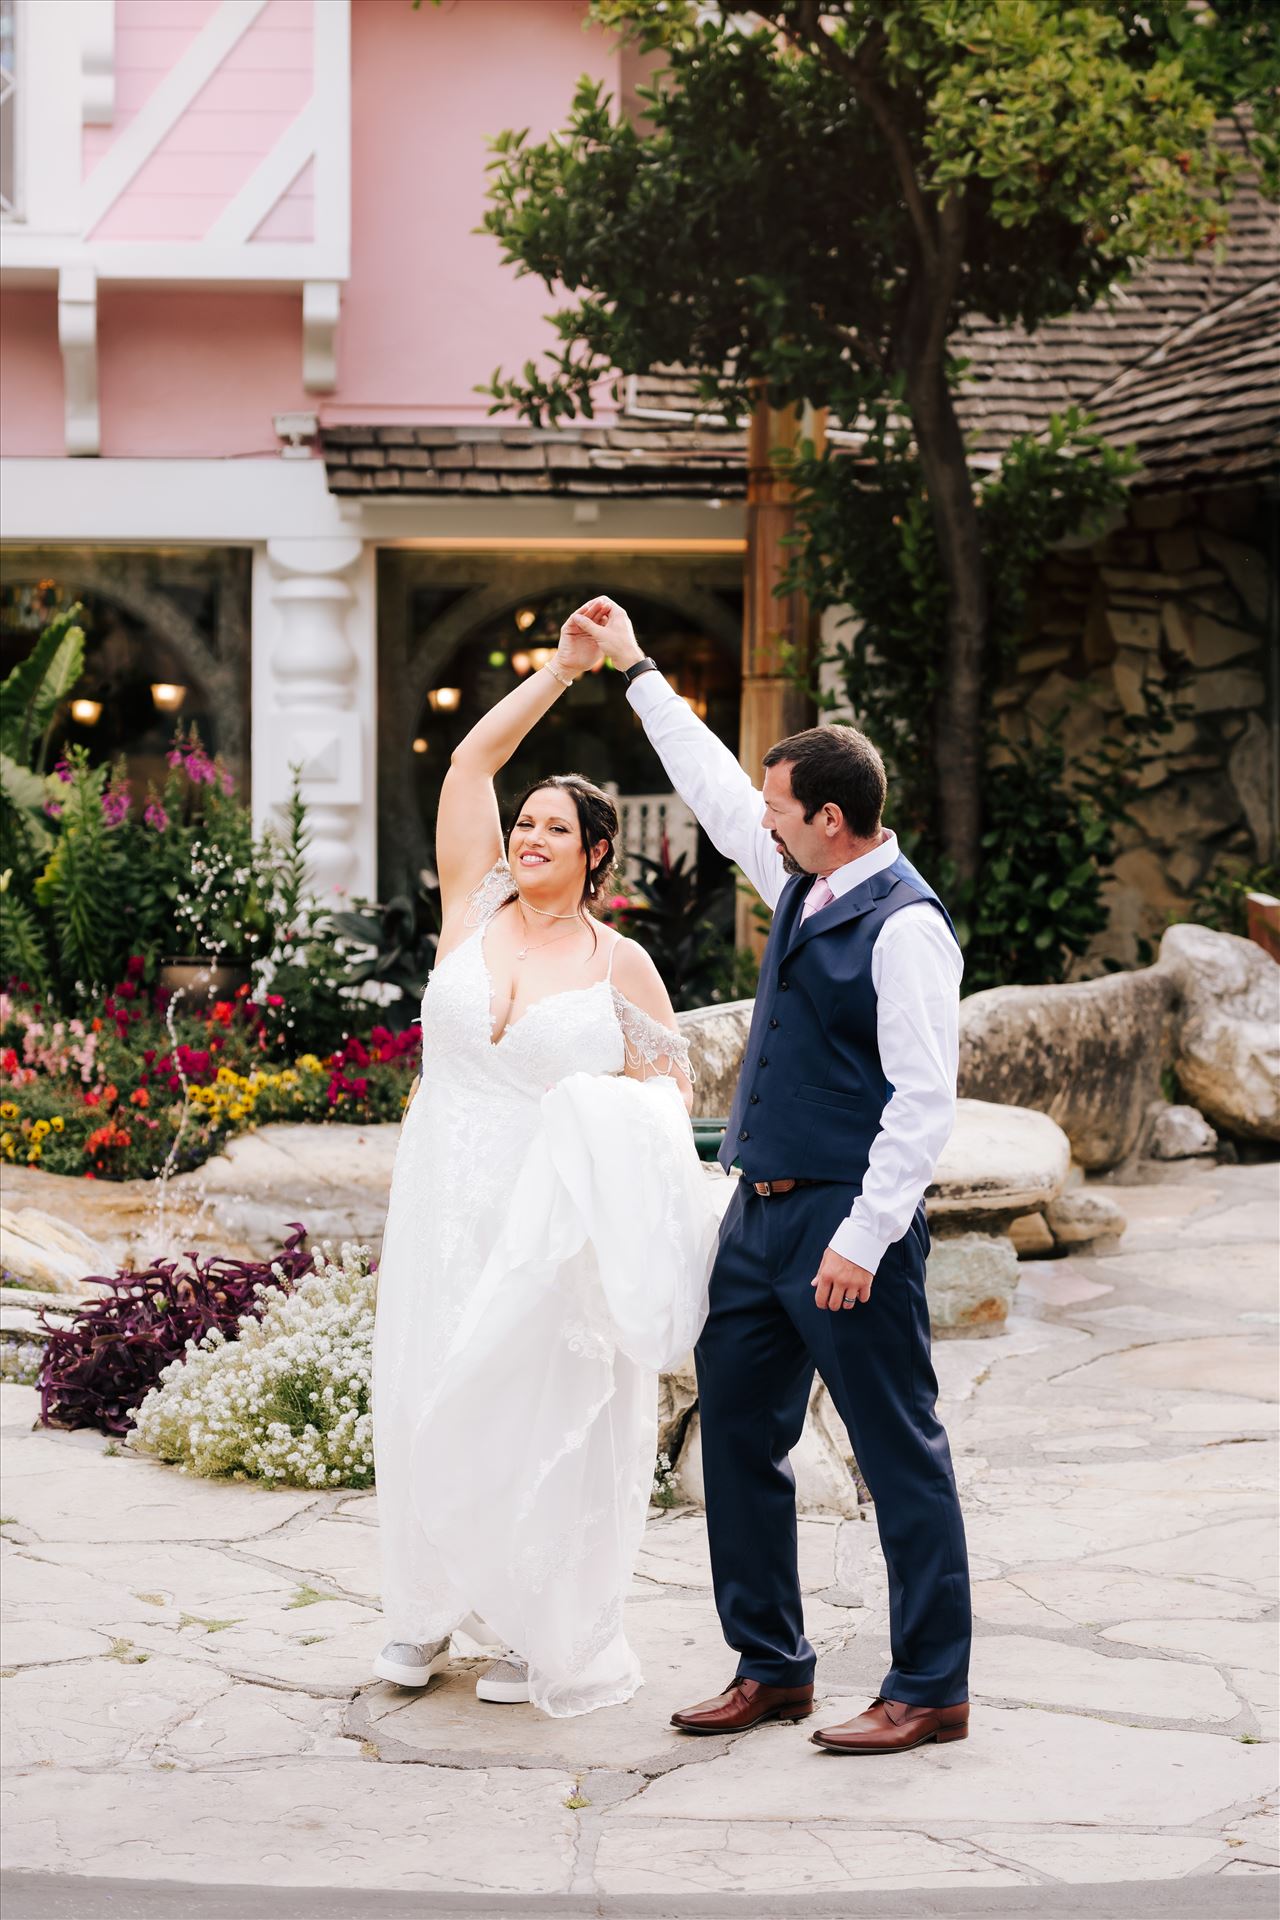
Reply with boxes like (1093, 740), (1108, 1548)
(995, 482), (1275, 969)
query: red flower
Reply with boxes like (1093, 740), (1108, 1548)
(267, 994), (284, 1009)
(130, 1088), (150, 1108)
(84, 1089), (101, 1107)
(211, 1002), (234, 1026)
(126, 955), (146, 978)
(103, 1083), (118, 1104)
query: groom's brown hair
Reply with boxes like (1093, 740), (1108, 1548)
(763, 725), (886, 839)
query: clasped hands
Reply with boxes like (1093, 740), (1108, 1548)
(556, 597), (644, 677)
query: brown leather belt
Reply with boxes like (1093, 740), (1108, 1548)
(751, 1178), (823, 1198)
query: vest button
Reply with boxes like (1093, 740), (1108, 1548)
(779, 979), (789, 990)
(738, 1128), (749, 1141)
(769, 1018), (779, 1029)
(750, 1094), (759, 1105)
(758, 1056), (768, 1067)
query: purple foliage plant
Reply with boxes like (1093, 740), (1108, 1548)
(37, 1223), (315, 1437)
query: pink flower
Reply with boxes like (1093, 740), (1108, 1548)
(166, 749), (184, 769)
(43, 799), (63, 819)
(101, 786), (131, 827)
(53, 759), (73, 784)
(143, 800), (169, 830)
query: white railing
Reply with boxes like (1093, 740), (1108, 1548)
(615, 792), (699, 886)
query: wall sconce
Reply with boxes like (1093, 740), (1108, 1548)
(70, 698), (103, 725)
(151, 682), (187, 712)
(510, 651), (532, 676)
(514, 607), (537, 631)
(412, 736), (429, 755)
(427, 687), (461, 713)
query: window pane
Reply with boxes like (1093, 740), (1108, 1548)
(0, 0), (16, 219)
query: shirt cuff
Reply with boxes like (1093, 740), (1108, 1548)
(828, 1214), (890, 1276)
(624, 668), (676, 717)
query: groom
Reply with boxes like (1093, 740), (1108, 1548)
(578, 597), (971, 1756)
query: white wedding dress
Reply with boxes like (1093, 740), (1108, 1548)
(372, 860), (718, 1717)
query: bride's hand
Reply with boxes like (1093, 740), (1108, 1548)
(556, 604), (606, 677)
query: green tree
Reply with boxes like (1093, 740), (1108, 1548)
(480, 0), (1276, 880)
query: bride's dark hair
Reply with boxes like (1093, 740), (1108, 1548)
(510, 773), (620, 915)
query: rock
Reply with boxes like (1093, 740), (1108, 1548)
(1193, 668), (1266, 714)
(656, 1354), (697, 1464)
(1229, 714), (1273, 859)
(679, 1000), (754, 1120)
(1160, 924), (1280, 1142)
(1008, 1212), (1055, 1257)
(1045, 1190), (1127, 1251)
(1148, 1104), (1219, 1161)
(1105, 609), (1159, 651)
(0, 1207), (108, 1295)
(1188, 614), (1259, 669)
(924, 1233), (1020, 1337)
(959, 968), (1175, 1171)
(674, 1389), (861, 1517)
(1200, 530), (1268, 623)
(928, 1100), (1071, 1228)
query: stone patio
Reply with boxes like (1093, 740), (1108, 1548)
(1, 1161), (1276, 1917)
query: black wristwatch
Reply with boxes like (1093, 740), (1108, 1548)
(622, 656), (660, 684)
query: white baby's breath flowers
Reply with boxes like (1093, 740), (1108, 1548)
(131, 1242), (377, 1489)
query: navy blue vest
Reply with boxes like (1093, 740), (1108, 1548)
(719, 854), (957, 1187)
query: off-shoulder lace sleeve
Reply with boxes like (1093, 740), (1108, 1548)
(463, 858), (517, 928)
(610, 987), (694, 1084)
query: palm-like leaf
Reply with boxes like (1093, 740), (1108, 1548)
(0, 608), (86, 767)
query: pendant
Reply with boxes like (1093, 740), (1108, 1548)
(516, 947), (529, 962)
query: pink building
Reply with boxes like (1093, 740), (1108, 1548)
(0, 0), (746, 901)
(3, 1), (1274, 948)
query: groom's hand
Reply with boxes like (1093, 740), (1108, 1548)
(812, 1248), (873, 1312)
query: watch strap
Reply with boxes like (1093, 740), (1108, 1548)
(622, 656), (660, 684)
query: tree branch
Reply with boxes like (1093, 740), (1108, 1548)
(774, 4), (939, 276)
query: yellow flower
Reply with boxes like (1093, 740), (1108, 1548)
(216, 1065), (238, 1086)
(26, 1144), (42, 1162)
(297, 1054), (322, 1073)
(31, 1119), (50, 1140)
(50, 1115), (65, 1133)
(0, 1100), (18, 1119)
(0, 1132), (13, 1151)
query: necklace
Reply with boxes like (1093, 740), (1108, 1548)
(513, 902), (587, 963)
(518, 896), (581, 921)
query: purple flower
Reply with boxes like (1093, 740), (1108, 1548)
(43, 799), (64, 819)
(53, 758), (73, 784)
(101, 787), (131, 827)
(220, 768), (236, 795)
(143, 800), (169, 831)
(166, 749), (184, 769)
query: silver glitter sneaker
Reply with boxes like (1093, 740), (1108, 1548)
(475, 1655), (530, 1704)
(373, 1638), (450, 1687)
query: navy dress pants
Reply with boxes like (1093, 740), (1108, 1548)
(695, 1179), (971, 1706)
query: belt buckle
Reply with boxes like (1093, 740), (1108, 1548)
(757, 1180), (773, 1198)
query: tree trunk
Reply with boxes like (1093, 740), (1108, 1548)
(902, 350), (988, 886)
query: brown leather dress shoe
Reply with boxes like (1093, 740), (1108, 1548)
(671, 1677), (815, 1734)
(811, 1696), (969, 1754)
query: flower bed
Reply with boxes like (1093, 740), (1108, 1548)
(131, 1240), (376, 1488)
(1, 975), (420, 1181)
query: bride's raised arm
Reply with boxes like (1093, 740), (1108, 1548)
(434, 610), (604, 924)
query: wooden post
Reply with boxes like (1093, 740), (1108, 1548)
(737, 394), (825, 951)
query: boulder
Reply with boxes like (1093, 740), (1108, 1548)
(0, 1207), (111, 1295)
(1045, 1189), (1126, 1251)
(1159, 924), (1280, 1142)
(679, 999), (754, 1119)
(958, 969), (1175, 1170)
(927, 1099), (1071, 1229)
(924, 1233), (1020, 1338)
(1147, 1103), (1219, 1161)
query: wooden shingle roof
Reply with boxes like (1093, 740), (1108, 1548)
(323, 160), (1278, 501)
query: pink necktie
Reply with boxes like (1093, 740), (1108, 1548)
(801, 876), (835, 922)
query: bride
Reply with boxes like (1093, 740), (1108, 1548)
(371, 599), (719, 1717)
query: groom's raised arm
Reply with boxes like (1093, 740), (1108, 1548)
(624, 671), (789, 913)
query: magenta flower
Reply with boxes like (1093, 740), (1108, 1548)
(143, 800), (169, 831)
(101, 787), (131, 827)
(166, 749), (184, 769)
(43, 799), (64, 819)
(53, 758), (73, 784)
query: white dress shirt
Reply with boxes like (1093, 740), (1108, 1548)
(626, 670), (962, 1276)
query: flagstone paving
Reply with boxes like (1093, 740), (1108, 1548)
(1, 1160), (1276, 1913)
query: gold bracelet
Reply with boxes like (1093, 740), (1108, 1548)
(543, 659), (575, 690)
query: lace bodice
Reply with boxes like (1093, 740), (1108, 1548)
(420, 858), (691, 1088)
